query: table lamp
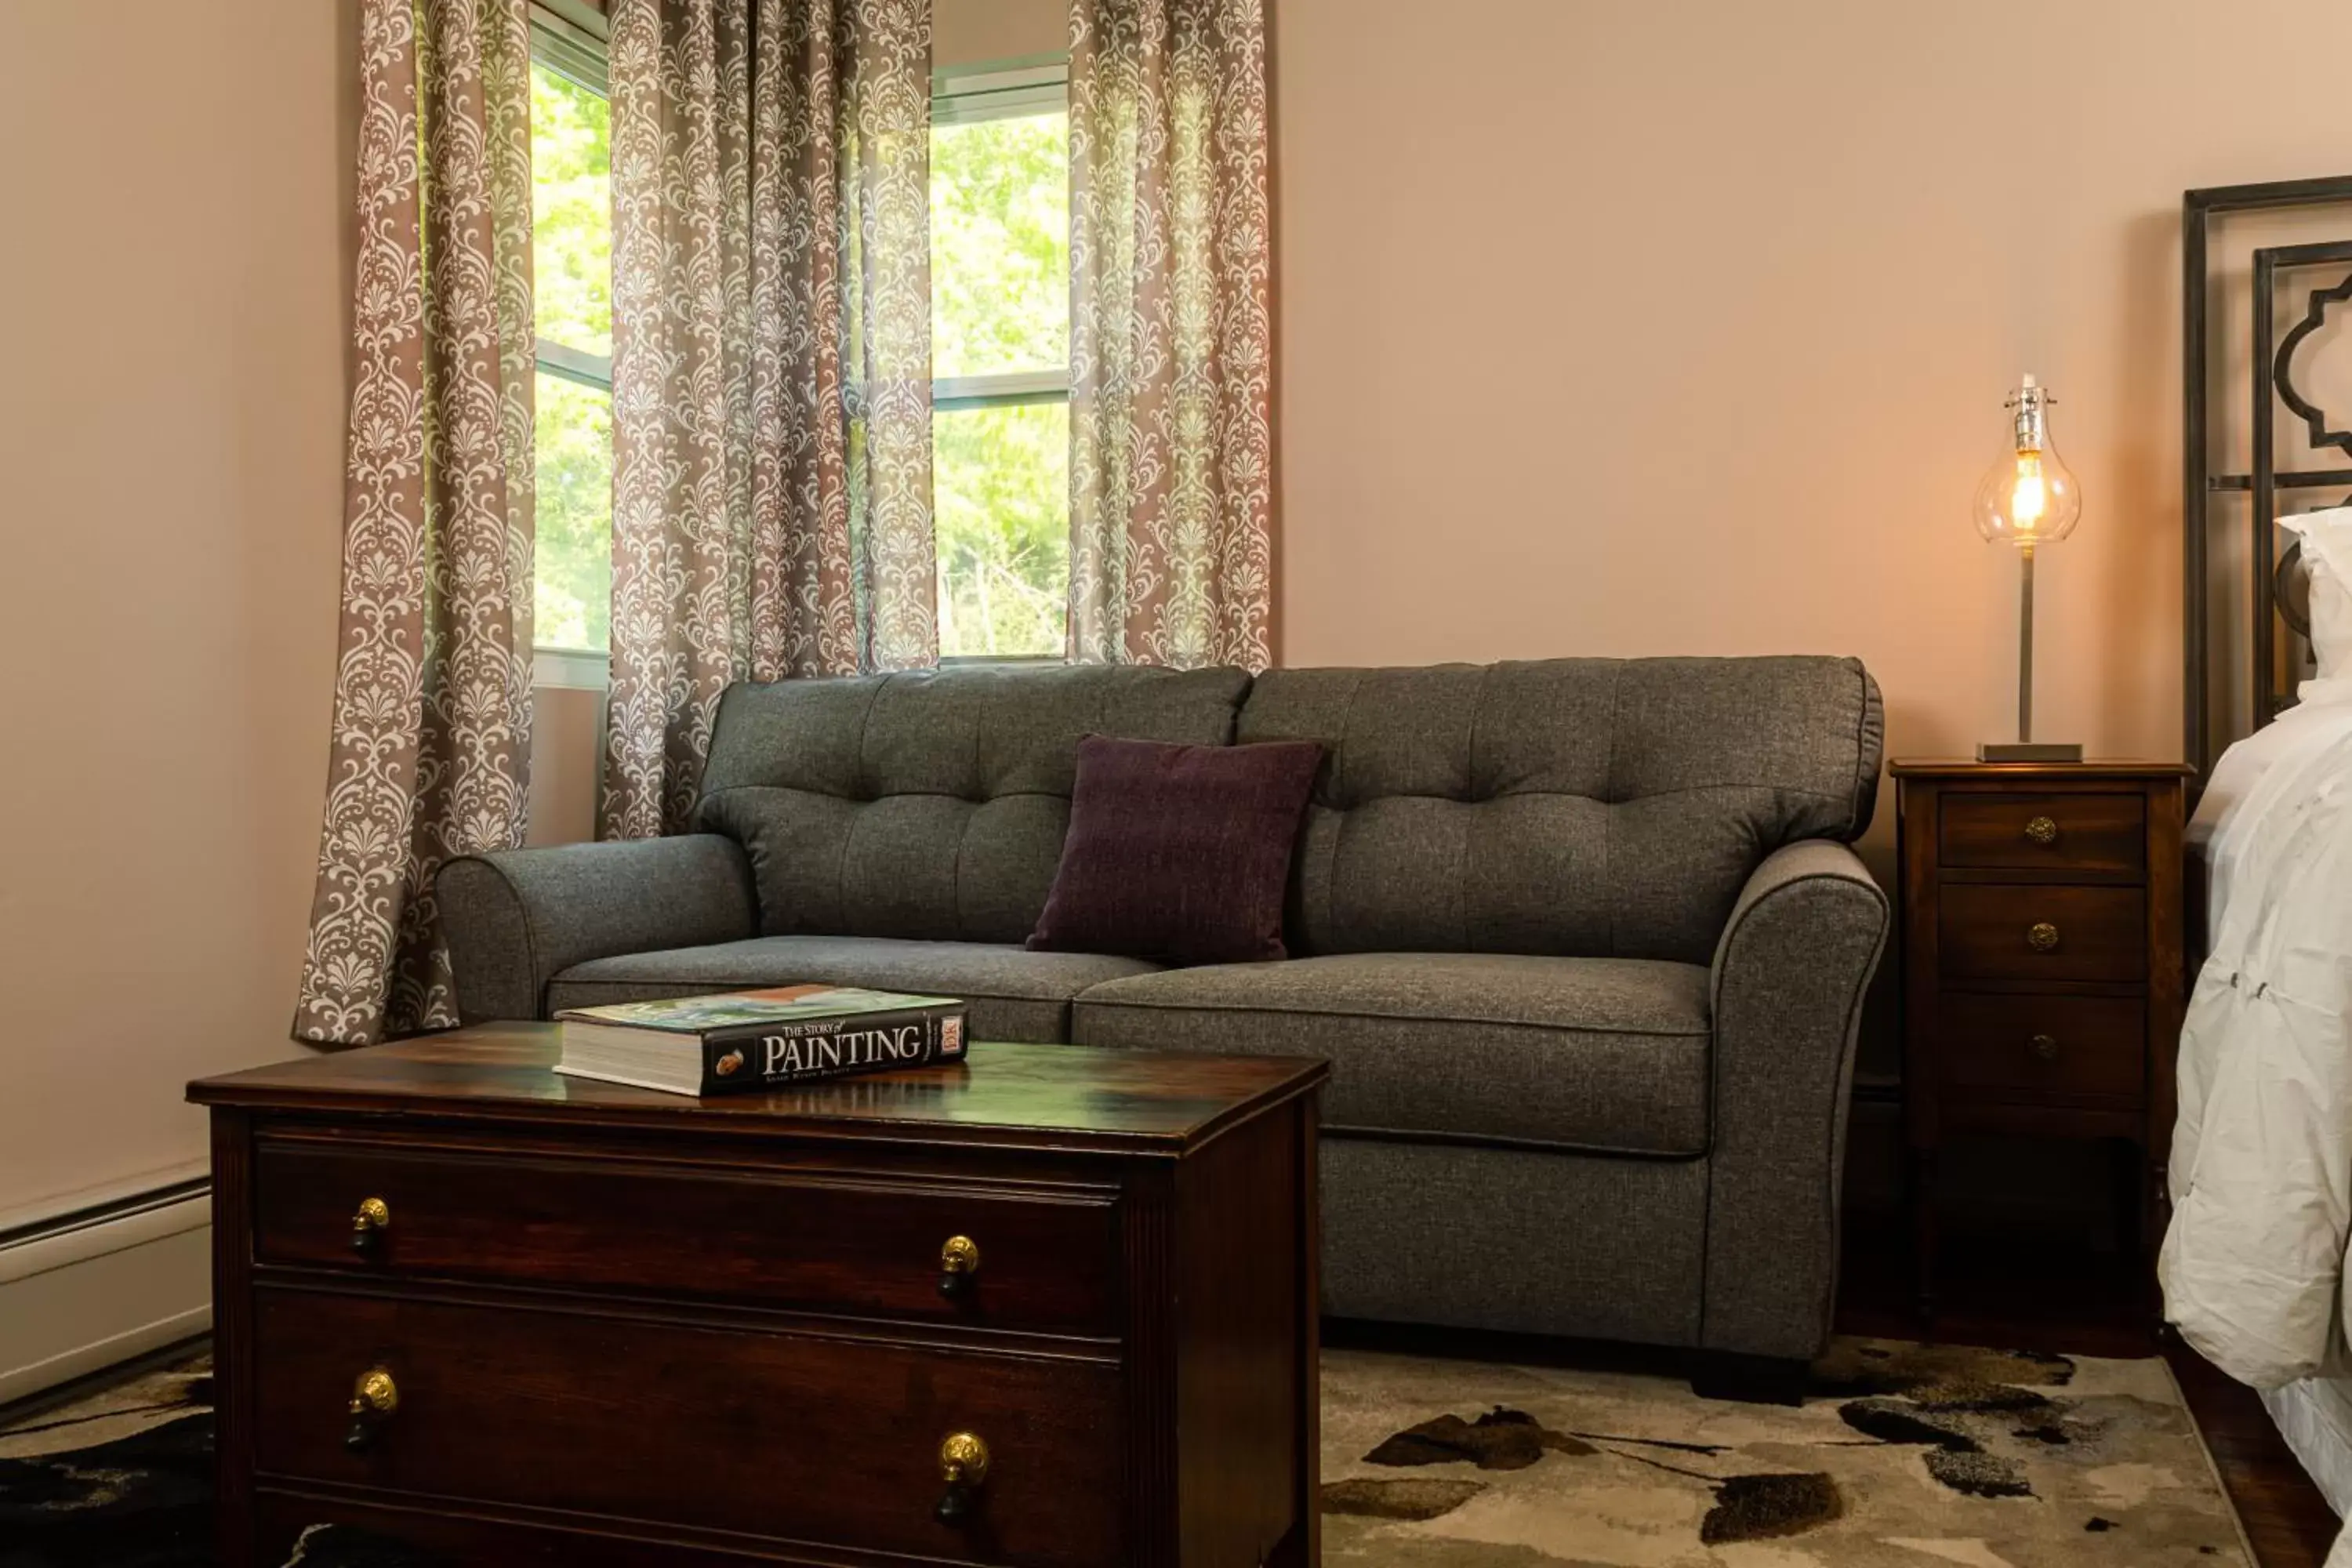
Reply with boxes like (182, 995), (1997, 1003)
(1973, 373), (2083, 762)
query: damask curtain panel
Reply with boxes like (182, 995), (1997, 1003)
(293, 0), (537, 1047)
(1068, 0), (1274, 672)
(601, 0), (935, 841)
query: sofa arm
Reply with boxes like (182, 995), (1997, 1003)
(437, 835), (759, 1022)
(1700, 840), (1889, 1359)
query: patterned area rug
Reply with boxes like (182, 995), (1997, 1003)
(2, 1338), (2254, 1566)
(0, 1355), (216, 1568)
(1325, 1338), (2256, 1566)
(0, 1352), (422, 1568)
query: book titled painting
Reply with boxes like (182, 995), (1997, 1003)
(554, 985), (968, 1097)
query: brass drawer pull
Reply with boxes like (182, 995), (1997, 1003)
(935, 1430), (991, 1524)
(350, 1196), (391, 1258)
(344, 1367), (398, 1451)
(2024, 815), (2060, 846)
(2030, 1033), (2060, 1062)
(2026, 922), (2061, 953)
(938, 1235), (981, 1301)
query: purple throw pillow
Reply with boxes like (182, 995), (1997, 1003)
(1028, 735), (1325, 966)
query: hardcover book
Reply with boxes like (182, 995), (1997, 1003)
(553, 985), (969, 1097)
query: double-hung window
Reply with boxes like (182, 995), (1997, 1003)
(519, 33), (1068, 675)
(528, 4), (613, 687)
(931, 60), (1072, 661)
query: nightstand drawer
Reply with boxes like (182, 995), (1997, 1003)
(1937, 884), (2146, 983)
(1940, 793), (2145, 876)
(1936, 994), (2146, 1102)
(252, 1138), (1121, 1334)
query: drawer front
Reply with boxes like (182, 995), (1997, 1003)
(1936, 993), (2147, 1102)
(1940, 792), (2145, 876)
(252, 1490), (817, 1568)
(1937, 884), (2147, 983)
(254, 1142), (1119, 1335)
(252, 1288), (1124, 1568)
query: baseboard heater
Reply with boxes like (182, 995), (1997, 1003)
(0, 1172), (213, 1406)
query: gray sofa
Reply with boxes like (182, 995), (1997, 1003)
(440, 658), (1887, 1380)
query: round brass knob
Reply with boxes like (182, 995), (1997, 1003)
(350, 1196), (391, 1257)
(935, 1430), (991, 1524)
(938, 1235), (981, 1301)
(352, 1369), (398, 1414)
(344, 1367), (398, 1450)
(2026, 922), (2061, 953)
(2030, 1033), (2060, 1062)
(2024, 815), (2060, 846)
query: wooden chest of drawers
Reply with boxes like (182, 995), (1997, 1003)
(1891, 761), (2191, 1316)
(191, 1026), (1327, 1568)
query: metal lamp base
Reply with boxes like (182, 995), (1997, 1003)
(1977, 741), (2084, 763)
(1987, 542), (2079, 765)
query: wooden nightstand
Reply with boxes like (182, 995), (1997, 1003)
(1891, 760), (2192, 1317)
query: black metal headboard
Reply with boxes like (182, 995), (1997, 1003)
(2185, 176), (2352, 777)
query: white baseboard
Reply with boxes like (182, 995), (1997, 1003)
(0, 1185), (213, 1406)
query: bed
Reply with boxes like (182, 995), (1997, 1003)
(2166, 506), (2352, 1563)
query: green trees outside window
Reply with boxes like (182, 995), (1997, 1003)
(531, 56), (612, 655)
(931, 93), (1071, 660)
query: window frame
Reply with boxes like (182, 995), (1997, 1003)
(528, 3), (615, 685)
(931, 56), (1073, 667)
(517, 41), (1077, 679)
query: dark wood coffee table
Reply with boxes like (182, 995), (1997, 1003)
(190, 1024), (1327, 1567)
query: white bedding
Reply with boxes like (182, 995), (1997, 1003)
(2266, 1378), (2352, 1520)
(2190, 681), (2352, 952)
(2163, 693), (2352, 1563)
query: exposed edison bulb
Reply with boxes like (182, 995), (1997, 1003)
(2010, 451), (2048, 528)
(1973, 373), (2082, 546)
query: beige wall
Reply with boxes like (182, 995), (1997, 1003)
(1275, 0), (2352, 780)
(0, 2), (356, 1225)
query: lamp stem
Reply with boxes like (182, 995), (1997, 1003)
(2017, 542), (2036, 744)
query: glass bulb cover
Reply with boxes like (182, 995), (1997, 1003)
(1973, 437), (2082, 546)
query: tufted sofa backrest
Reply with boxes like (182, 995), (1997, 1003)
(695, 664), (1250, 943)
(1238, 657), (1883, 967)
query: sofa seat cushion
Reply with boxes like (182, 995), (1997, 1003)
(1072, 953), (1711, 1156)
(546, 937), (1161, 1044)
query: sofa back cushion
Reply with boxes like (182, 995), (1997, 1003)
(695, 665), (1250, 943)
(1237, 656), (1882, 966)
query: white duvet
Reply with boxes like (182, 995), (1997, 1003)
(2162, 689), (2352, 1390)
(2164, 510), (2352, 1560)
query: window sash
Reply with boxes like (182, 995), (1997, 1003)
(528, 13), (612, 387)
(935, 369), (1066, 411)
(931, 59), (1075, 666)
(932, 59), (1068, 126)
(536, 336), (613, 392)
(931, 62), (1071, 402)
(530, 2), (609, 93)
(528, 9), (614, 669)
(533, 646), (610, 688)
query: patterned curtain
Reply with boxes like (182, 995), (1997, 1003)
(1068, 0), (1273, 672)
(602, 0), (934, 840)
(293, 0), (537, 1047)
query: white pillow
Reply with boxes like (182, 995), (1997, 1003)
(2283, 506), (2352, 691)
